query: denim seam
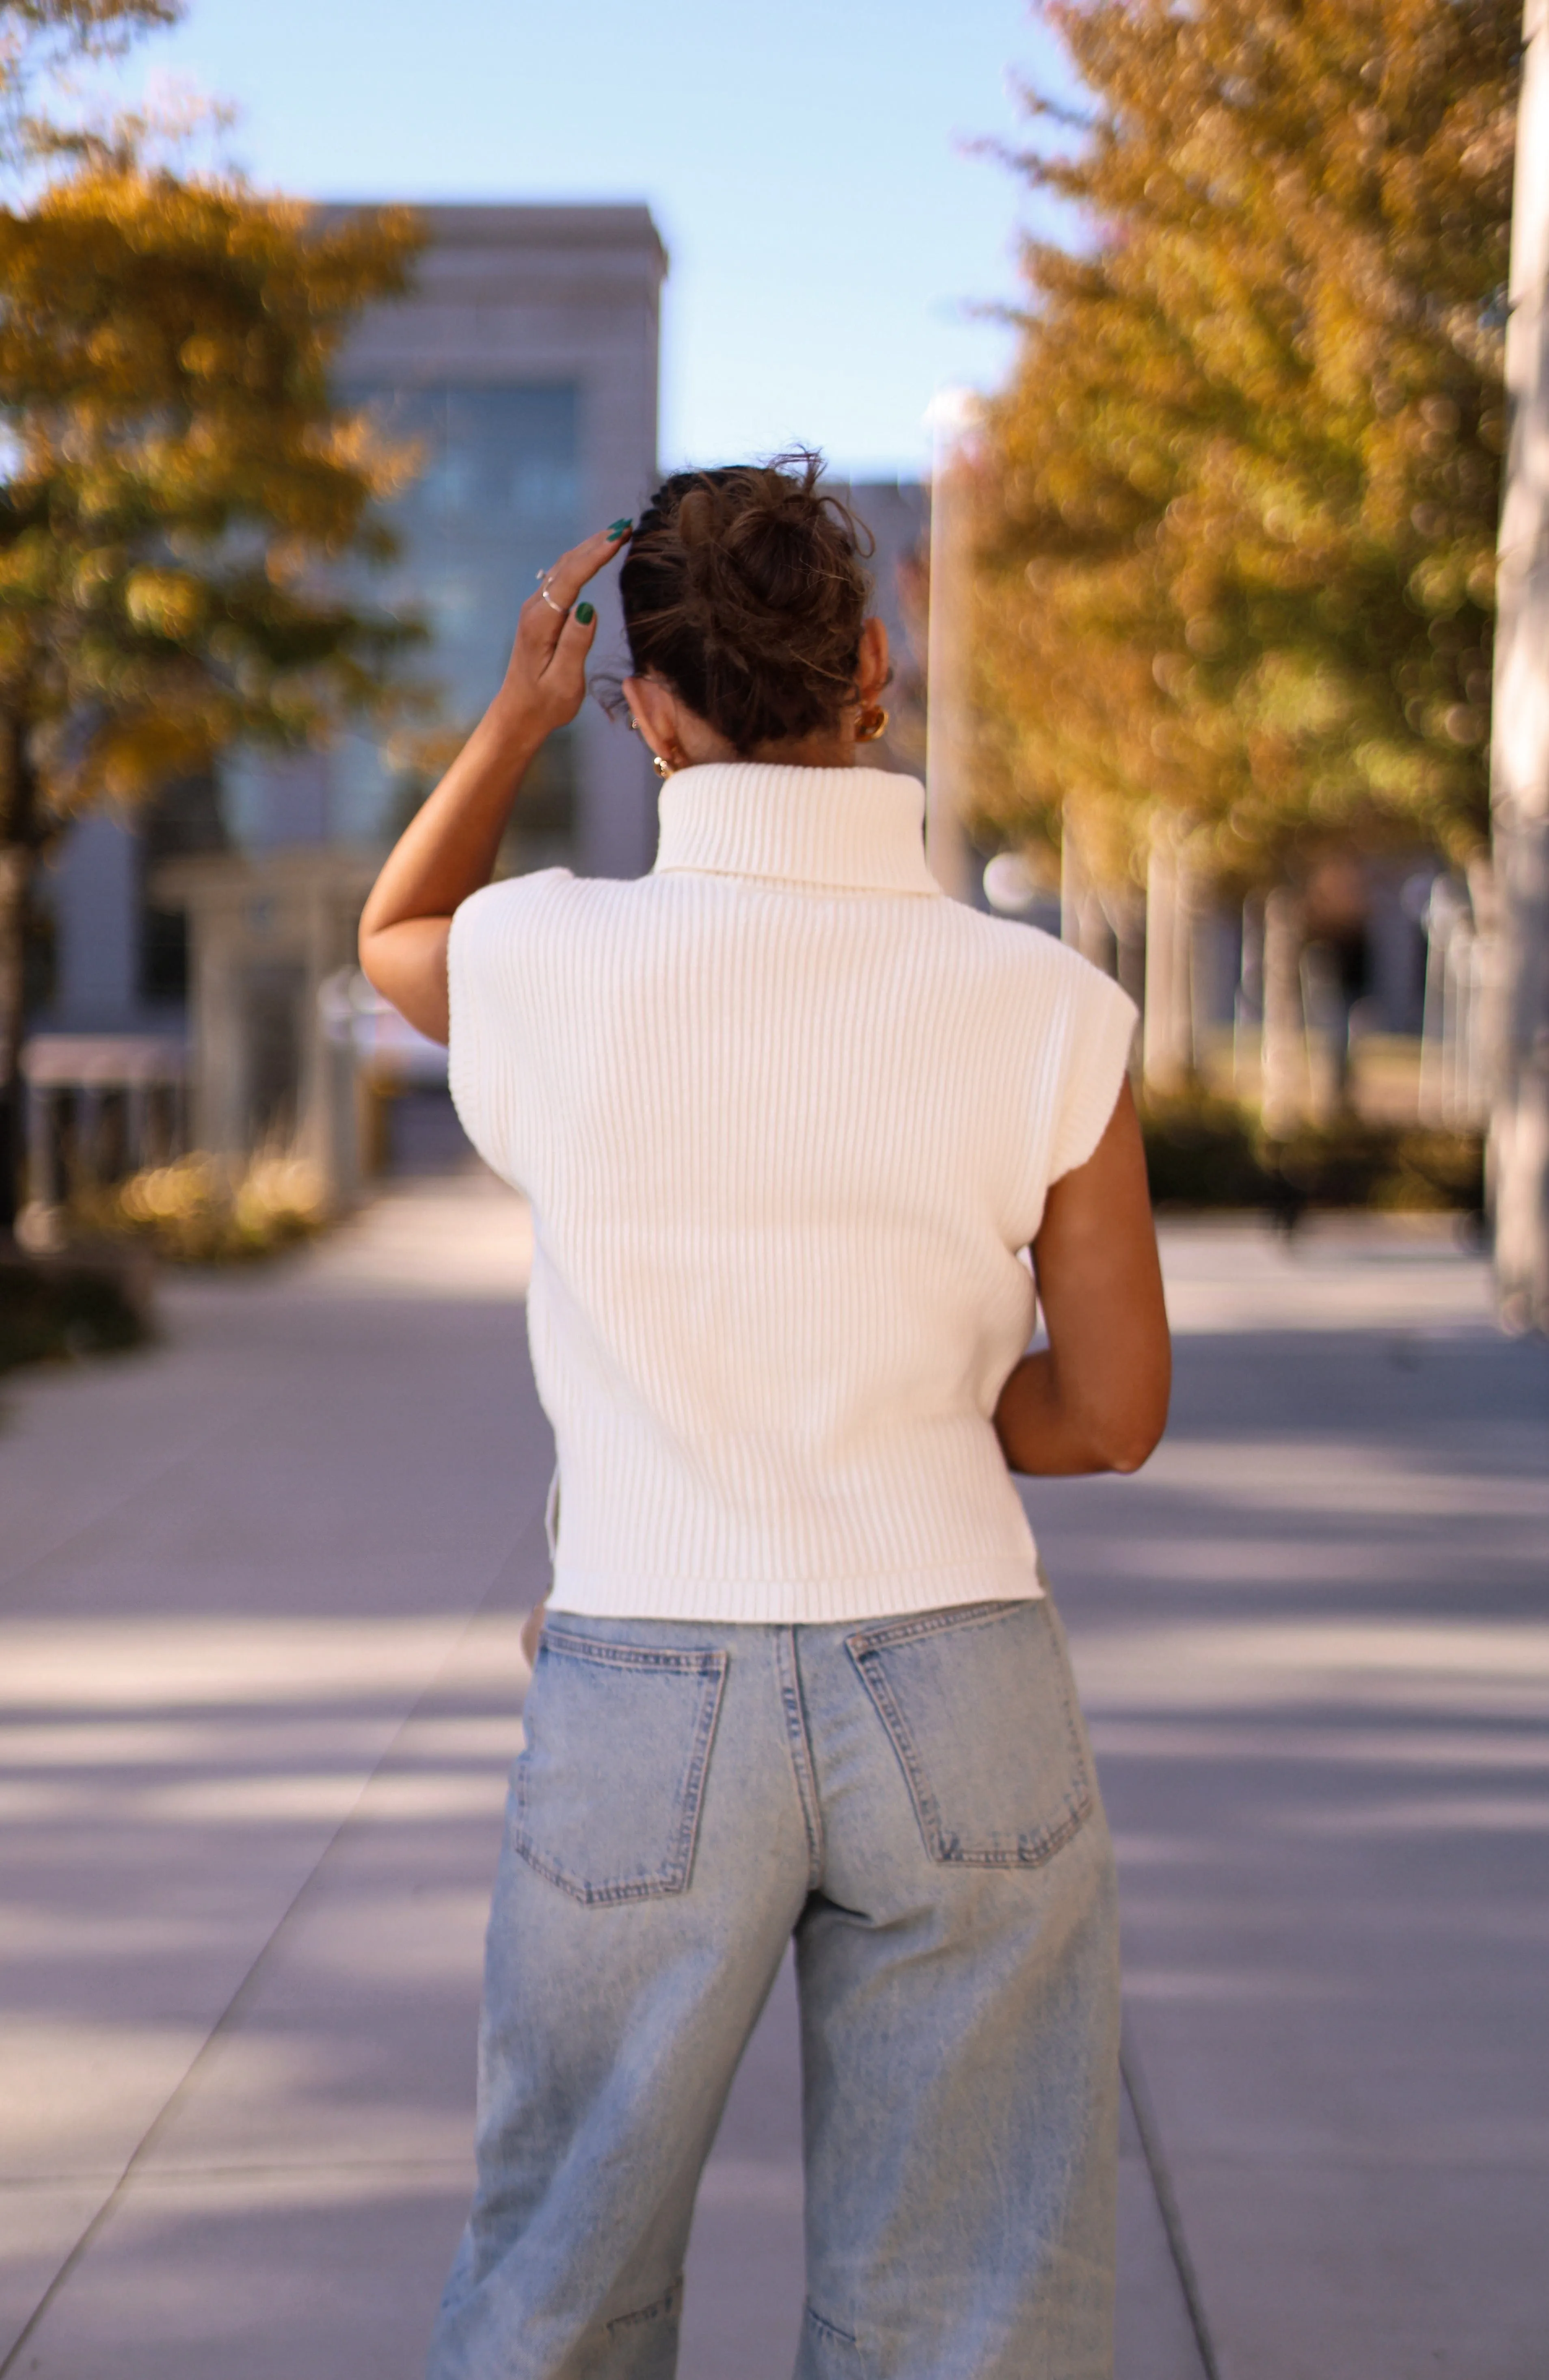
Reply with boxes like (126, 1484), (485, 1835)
(773, 1627), (824, 1888)
(606, 2275), (683, 2334)
(1041, 1613), (1100, 1837)
(847, 1652), (948, 1856)
(804, 2301), (862, 2350)
(540, 1627), (725, 1677)
(665, 1655), (728, 1892)
(843, 1598), (1026, 1656)
(942, 1787), (1091, 1868)
(512, 1648), (728, 1905)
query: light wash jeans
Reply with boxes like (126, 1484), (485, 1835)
(427, 1596), (1120, 2380)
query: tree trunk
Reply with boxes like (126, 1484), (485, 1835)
(0, 711), (40, 1242)
(1234, 893), (1265, 1095)
(1061, 818), (1120, 974)
(1143, 811), (1194, 1095)
(1061, 812), (1088, 951)
(1261, 887), (1306, 1138)
(1489, 0), (1549, 1329)
(1419, 876), (1466, 1124)
(0, 842), (28, 1238)
(1110, 890), (1147, 1018)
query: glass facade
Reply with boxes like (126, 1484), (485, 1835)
(226, 382), (583, 854)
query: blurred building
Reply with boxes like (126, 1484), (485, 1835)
(26, 203), (665, 1202)
(838, 479), (930, 784)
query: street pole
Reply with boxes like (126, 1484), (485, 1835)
(924, 391), (975, 904)
(1490, 0), (1549, 1328)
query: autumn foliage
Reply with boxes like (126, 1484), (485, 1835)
(0, 0), (427, 1228)
(974, 0), (1520, 890)
(0, 160), (424, 812)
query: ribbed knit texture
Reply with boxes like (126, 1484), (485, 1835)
(449, 763), (1137, 1624)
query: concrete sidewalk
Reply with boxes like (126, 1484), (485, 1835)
(0, 1177), (1545, 2379)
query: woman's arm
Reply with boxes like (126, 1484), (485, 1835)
(994, 1081), (1171, 1476)
(358, 523), (630, 1043)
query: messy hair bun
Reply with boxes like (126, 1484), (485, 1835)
(619, 450), (874, 752)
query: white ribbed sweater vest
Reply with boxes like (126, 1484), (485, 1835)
(449, 762), (1136, 1623)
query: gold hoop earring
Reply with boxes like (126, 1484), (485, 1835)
(652, 753), (672, 779)
(856, 705), (889, 743)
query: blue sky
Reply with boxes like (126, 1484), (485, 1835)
(134, 0), (1070, 481)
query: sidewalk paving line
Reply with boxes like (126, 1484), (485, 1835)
(0, 1511), (542, 2380)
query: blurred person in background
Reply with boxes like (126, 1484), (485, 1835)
(1301, 853), (1374, 1114)
(359, 452), (1171, 2380)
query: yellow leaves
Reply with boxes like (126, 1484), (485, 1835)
(975, 0), (1511, 882)
(86, 1149), (327, 1263)
(0, 168), (419, 433)
(178, 333), (227, 378)
(1353, 736), (1430, 802)
(79, 701), (227, 803)
(123, 566), (203, 639)
(69, 546), (123, 600)
(312, 406), (422, 504)
(1405, 549), (1472, 614)
(0, 139), (427, 829)
(1241, 651), (1357, 740)
(0, 534), (60, 605)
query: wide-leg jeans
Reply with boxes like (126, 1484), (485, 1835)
(427, 1595), (1120, 2380)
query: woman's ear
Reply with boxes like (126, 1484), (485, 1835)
(624, 673), (735, 769)
(623, 674), (681, 764)
(856, 616), (891, 704)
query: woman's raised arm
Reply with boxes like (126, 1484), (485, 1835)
(994, 1081), (1171, 1476)
(358, 522), (630, 1043)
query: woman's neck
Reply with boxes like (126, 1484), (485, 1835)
(727, 732), (857, 770)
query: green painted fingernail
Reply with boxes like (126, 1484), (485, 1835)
(576, 600), (594, 625)
(607, 518), (631, 538)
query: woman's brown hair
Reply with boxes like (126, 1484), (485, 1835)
(618, 450), (874, 752)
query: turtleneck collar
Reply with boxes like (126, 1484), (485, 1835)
(653, 762), (942, 898)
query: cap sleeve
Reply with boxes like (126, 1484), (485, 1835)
(1048, 965), (1138, 1182)
(446, 881), (514, 1181)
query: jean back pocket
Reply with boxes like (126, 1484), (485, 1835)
(846, 1599), (1091, 1867)
(512, 1628), (727, 1905)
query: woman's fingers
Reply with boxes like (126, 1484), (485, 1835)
(502, 593), (598, 728)
(540, 520), (632, 616)
(500, 522), (625, 721)
(549, 597), (598, 664)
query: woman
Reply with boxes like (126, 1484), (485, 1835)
(360, 454), (1171, 2380)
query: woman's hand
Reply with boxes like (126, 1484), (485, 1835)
(358, 522), (631, 1042)
(520, 1601), (547, 1670)
(491, 521), (631, 739)
(994, 1082), (1171, 1476)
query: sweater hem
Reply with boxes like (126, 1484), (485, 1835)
(546, 1555), (1045, 1627)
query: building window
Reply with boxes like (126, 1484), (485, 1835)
(222, 382), (583, 859)
(335, 382), (583, 856)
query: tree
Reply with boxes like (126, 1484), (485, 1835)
(0, 0), (177, 135)
(0, 21), (424, 1232)
(973, 0), (1519, 915)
